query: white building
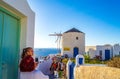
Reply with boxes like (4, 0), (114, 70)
(87, 44), (120, 60)
(113, 44), (120, 57)
(88, 48), (96, 59)
(96, 44), (113, 60)
(0, 0), (35, 79)
(61, 28), (85, 58)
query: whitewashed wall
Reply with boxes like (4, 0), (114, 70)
(113, 44), (120, 56)
(96, 45), (113, 60)
(0, 1), (35, 79)
(62, 32), (85, 57)
(88, 44), (120, 59)
(88, 48), (96, 59)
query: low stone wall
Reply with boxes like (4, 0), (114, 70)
(75, 66), (120, 79)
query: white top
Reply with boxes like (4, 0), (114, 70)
(20, 63), (49, 79)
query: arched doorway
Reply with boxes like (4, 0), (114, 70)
(105, 49), (110, 60)
(73, 47), (79, 57)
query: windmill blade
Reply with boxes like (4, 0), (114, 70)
(59, 36), (61, 43)
(49, 32), (62, 53)
(58, 36), (61, 53)
(57, 34), (62, 36)
(55, 36), (59, 43)
(49, 34), (57, 36)
(49, 32), (62, 36)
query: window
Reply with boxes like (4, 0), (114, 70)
(88, 52), (89, 56)
(76, 37), (78, 40)
(99, 50), (102, 56)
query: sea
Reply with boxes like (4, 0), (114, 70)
(34, 48), (61, 57)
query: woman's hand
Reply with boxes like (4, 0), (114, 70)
(34, 62), (38, 68)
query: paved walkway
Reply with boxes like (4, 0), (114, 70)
(48, 74), (66, 79)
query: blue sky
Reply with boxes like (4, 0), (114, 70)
(27, 0), (120, 48)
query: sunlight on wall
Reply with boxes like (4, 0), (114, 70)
(75, 66), (120, 79)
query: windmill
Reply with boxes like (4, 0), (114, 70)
(49, 32), (62, 54)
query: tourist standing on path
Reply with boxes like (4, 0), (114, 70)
(50, 57), (59, 78)
(58, 59), (66, 78)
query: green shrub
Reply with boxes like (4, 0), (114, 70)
(62, 58), (68, 64)
(84, 54), (90, 60)
(83, 54), (106, 64)
(89, 59), (105, 64)
(62, 58), (76, 64)
(84, 54), (91, 63)
(70, 58), (75, 64)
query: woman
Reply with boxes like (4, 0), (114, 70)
(20, 47), (38, 72)
(20, 47), (49, 79)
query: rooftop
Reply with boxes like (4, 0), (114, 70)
(64, 28), (84, 33)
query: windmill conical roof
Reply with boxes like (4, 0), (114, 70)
(64, 28), (84, 33)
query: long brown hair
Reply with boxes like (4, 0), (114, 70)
(21, 47), (33, 58)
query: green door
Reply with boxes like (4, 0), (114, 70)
(0, 8), (20, 79)
(0, 11), (3, 79)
